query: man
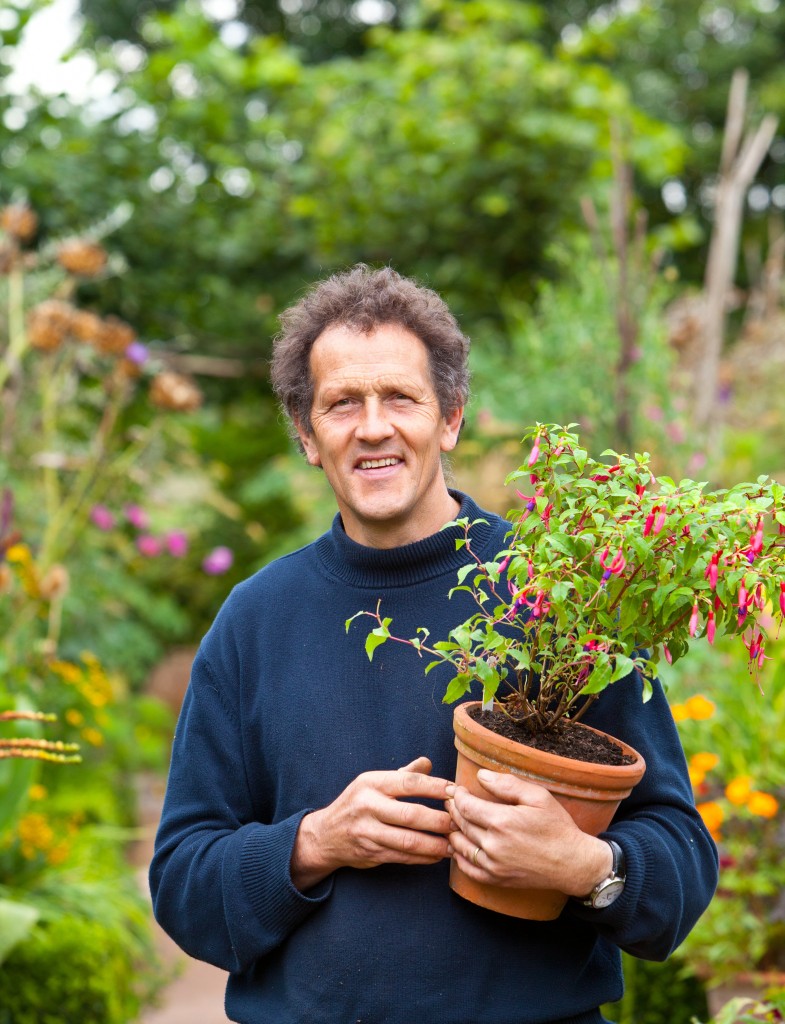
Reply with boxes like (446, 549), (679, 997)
(150, 265), (717, 1024)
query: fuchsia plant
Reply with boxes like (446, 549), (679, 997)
(351, 424), (785, 735)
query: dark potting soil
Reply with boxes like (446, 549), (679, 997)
(469, 707), (636, 767)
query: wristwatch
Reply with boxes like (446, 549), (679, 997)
(579, 839), (626, 909)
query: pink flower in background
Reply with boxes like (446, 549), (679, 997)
(202, 546), (234, 575)
(165, 531), (189, 557)
(125, 504), (149, 530)
(136, 534), (162, 557)
(125, 341), (149, 365)
(90, 504), (115, 531)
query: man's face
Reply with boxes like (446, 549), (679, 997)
(297, 323), (463, 548)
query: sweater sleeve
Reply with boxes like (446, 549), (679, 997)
(565, 671), (719, 961)
(149, 648), (333, 973)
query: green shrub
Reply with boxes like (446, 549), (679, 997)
(603, 953), (709, 1024)
(0, 913), (161, 1024)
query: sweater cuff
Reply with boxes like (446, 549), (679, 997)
(567, 829), (651, 926)
(231, 811), (334, 952)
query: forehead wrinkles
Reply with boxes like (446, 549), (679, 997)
(317, 369), (433, 401)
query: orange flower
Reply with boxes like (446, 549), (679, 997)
(684, 695), (716, 720)
(690, 752), (720, 773)
(688, 766), (706, 788)
(696, 801), (724, 835)
(726, 776), (753, 806)
(747, 791), (779, 819)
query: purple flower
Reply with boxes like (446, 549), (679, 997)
(202, 546), (234, 575)
(125, 341), (149, 366)
(124, 504), (149, 530)
(90, 504), (115, 531)
(136, 534), (162, 557)
(165, 530), (189, 558)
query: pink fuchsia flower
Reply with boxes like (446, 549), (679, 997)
(707, 610), (716, 644)
(165, 531), (189, 558)
(136, 534), (162, 557)
(527, 437), (540, 468)
(780, 583), (785, 619)
(125, 504), (149, 530)
(90, 504), (115, 531)
(689, 602), (699, 638)
(750, 517), (764, 556)
(202, 546), (234, 575)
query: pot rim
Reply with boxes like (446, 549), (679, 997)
(453, 700), (646, 792)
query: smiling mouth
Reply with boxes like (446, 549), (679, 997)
(357, 457), (402, 470)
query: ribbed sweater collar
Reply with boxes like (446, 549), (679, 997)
(314, 491), (503, 589)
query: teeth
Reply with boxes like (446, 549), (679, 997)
(359, 458), (400, 469)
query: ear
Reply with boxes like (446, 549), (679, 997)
(295, 420), (322, 467)
(440, 406), (464, 453)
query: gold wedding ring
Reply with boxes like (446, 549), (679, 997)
(472, 845), (482, 867)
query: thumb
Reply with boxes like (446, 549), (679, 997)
(400, 756), (433, 775)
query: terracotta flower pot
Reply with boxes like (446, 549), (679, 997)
(450, 701), (647, 920)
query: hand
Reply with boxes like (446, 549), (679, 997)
(291, 756), (453, 891)
(446, 769), (613, 897)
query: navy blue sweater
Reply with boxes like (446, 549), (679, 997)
(150, 493), (718, 1024)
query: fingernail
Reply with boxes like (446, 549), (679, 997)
(477, 769), (494, 782)
(445, 784), (456, 797)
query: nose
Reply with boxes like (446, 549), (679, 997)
(355, 398), (395, 443)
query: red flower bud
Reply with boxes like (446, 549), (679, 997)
(707, 611), (716, 645)
(528, 439), (540, 468)
(653, 510), (667, 534)
(751, 517), (764, 556)
(643, 508), (657, 537)
(663, 644), (672, 665)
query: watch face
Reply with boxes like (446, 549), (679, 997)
(593, 879), (624, 908)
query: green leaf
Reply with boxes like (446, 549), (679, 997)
(443, 674), (473, 704)
(0, 899), (39, 965)
(365, 629), (389, 661)
(582, 657), (613, 694)
(610, 654), (636, 683)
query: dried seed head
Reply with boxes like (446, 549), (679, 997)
(96, 315), (136, 355)
(1, 203), (38, 242)
(57, 238), (108, 277)
(27, 299), (76, 352)
(0, 243), (17, 275)
(149, 371), (203, 412)
(39, 564), (70, 601)
(69, 309), (104, 344)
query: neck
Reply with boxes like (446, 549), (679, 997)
(341, 489), (461, 549)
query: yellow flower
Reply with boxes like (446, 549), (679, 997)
(690, 752), (720, 773)
(696, 801), (724, 835)
(726, 776), (754, 806)
(47, 840), (71, 866)
(65, 709), (84, 726)
(81, 727), (104, 747)
(49, 660), (82, 684)
(28, 784), (48, 801)
(671, 703), (689, 722)
(747, 791), (779, 819)
(684, 695), (716, 720)
(688, 766), (706, 787)
(5, 543), (31, 564)
(18, 813), (54, 851)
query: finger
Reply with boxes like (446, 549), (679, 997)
(445, 797), (486, 849)
(399, 756), (432, 775)
(383, 767), (452, 801)
(374, 824), (451, 863)
(476, 769), (548, 806)
(386, 799), (453, 836)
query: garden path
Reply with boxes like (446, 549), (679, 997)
(132, 648), (230, 1024)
